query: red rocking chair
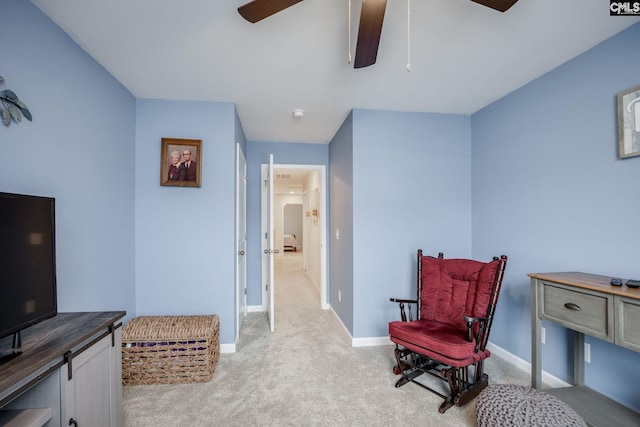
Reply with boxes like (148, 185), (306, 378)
(389, 250), (507, 413)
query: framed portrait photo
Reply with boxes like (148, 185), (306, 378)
(161, 138), (202, 187)
(617, 85), (640, 159)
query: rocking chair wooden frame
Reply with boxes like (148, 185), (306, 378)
(389, 250), (507, 413)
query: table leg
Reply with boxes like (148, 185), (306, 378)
(531, 278), (542, 389)
(574, 331), (585, 386)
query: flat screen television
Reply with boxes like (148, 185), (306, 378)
(0, 192), (57, 364)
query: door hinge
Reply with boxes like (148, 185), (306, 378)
(109, 324), (115, 347)
(266, 284), (269, 291)
(64, 351), (73, 381)
(244, 288), (247, 295)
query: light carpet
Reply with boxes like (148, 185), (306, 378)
(123, 252), (530, 426)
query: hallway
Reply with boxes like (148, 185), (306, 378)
(274, 251), (320, 322)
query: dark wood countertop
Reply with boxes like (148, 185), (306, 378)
(0, 311), (125, 401)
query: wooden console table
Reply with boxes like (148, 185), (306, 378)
(0, 311), (125, 427)
(530, 272), (640, 427)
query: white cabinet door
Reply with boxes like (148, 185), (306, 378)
(61, 328), (122, 427)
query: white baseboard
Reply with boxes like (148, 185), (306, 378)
(222, 306), (263, 353)
(306, 270), (319, 292)
(328, 307), (393, 347)
(329, 305), (356, 343)
(486, 342), (570, 388)
(220, 343), (236, 353)
(352, 336), (394, 347)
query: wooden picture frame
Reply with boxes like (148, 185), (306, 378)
(617, 85), (640, 159)
(160, 138), (202, 187)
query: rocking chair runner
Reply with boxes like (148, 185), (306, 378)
(388, 250), (507, 413)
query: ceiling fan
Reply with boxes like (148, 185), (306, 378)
(238, 0), (519, 69)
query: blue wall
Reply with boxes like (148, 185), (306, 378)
(245, 141), (329, 307)
(0, 0), (136, 317)
(134, 99), (238, 344)
(472, 23), (640, 411)
(336, 109), (473, 338)
(329, 113), (354, 333)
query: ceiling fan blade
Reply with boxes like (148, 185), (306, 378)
(353, 0), (388, 69)
(238, 0), (303, 23)
(470, 0), (519, 12)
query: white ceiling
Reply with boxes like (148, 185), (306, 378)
(32, 0), (639, 144)
(273, 169), (311, 194)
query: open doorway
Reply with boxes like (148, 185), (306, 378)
(283, 204), (302, 252)
(261, 163), (328, 331)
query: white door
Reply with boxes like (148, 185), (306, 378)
(267, 154), (275, 332)
(236, 144), (247, 340)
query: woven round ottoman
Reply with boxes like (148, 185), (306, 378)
(476, 384), (586, 427)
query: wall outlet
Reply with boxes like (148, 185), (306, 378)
(585, 343), (591, 363)
(541, 326), (546, 344)
(338, 290), (342, 302)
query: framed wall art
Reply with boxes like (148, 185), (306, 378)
(160, 138), (202, 187)
(617, 85), (640, 159)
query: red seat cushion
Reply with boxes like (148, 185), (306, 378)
(389, 319), (490, 367)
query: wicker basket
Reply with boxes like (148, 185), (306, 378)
(121, 315), (219, 385)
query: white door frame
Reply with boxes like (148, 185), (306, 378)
(267, 155), (275, 332)
(261, 163), (328, 310)
(259, 155), (277, 331)
(235, 143), (247, 342)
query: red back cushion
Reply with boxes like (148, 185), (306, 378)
(419, 256), (500, 329)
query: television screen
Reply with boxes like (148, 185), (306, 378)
(0, 192), (57, 342)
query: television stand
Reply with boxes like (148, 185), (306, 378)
(0, 332), (22, 366)
(0, 312), (125, 427)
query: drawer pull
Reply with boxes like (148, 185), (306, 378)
(564, 302), (581, 311)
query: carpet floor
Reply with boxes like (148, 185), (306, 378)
(123, 252), (530, 426)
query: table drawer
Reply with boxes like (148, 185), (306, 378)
(539, 282), (613, 342)
(616, 296), (640, 352)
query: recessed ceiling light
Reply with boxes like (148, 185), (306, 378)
(292, 109), (305, 118)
